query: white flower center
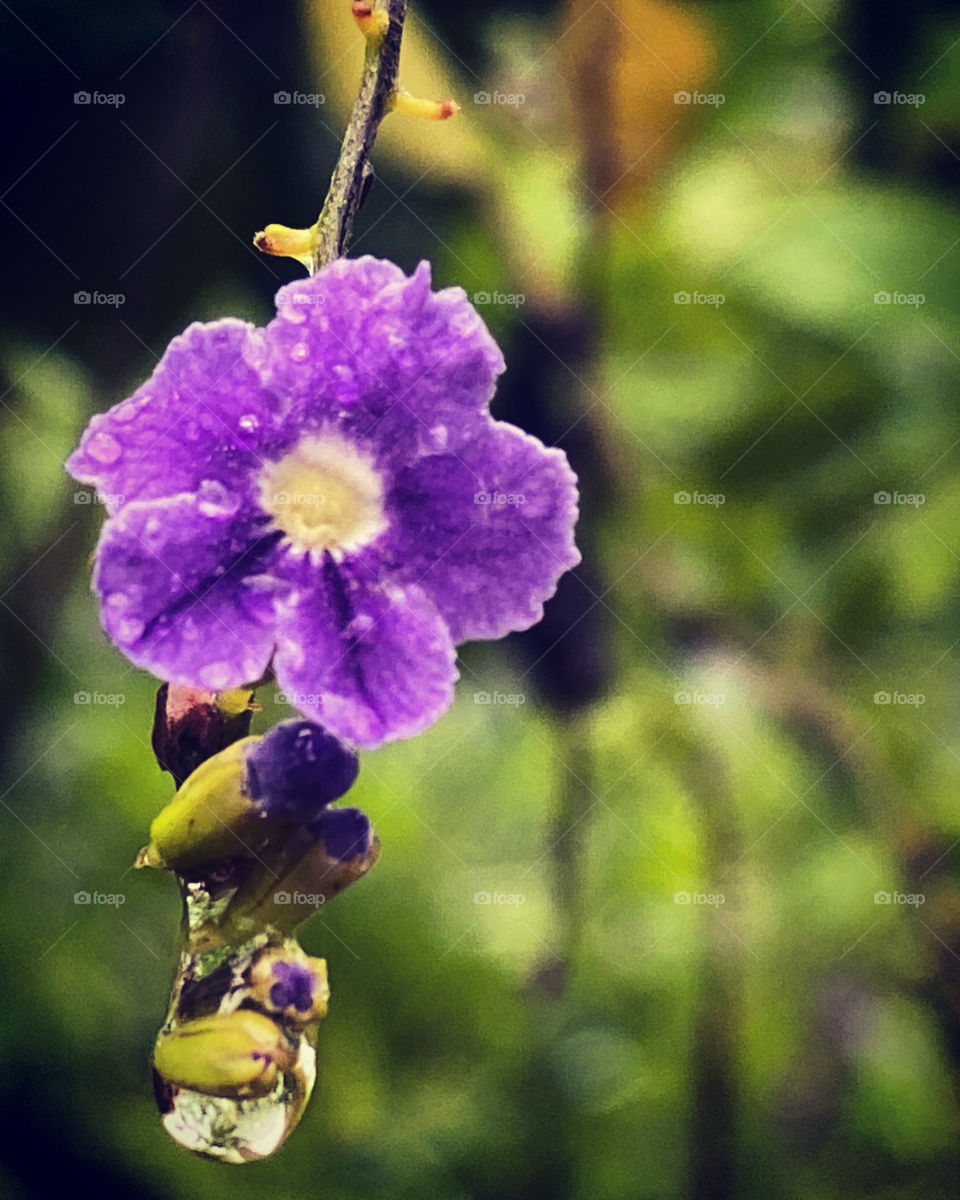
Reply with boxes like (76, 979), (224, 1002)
(258, 435), (387, 559)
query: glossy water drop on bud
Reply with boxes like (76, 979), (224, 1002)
(153, 1010), (297, 1100)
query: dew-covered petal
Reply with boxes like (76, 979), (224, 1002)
(67, 320), (283, 515)
(384, 421), (581, 641)
(273, 558), (458, 748)
(248, 257), (504, 468)
(93, 493), (285, 689)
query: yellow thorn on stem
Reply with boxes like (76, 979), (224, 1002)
(391, 89), (460, 121)
(352, 1), (389, 42)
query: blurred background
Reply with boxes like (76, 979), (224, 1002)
(3, 0), (960, 1196)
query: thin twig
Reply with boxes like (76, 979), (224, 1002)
(312, 0), (406, 271)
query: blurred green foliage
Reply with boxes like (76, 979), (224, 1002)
(4, 1), (960, 1197)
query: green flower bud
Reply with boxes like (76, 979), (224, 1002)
(137, 736), (261, 870)
(153, 1010), (297, 1100)
(221, 819), (380, 939)
(137, 720), (360, 871)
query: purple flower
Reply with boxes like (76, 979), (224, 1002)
(67, 257), (580, 747)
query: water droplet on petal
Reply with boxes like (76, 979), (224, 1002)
(238, 414), (260, 434)
(347, 612), (375, 638)
(197, 479), (240, 520)
(142, 517), (165, 549)
(112, 400), (139, 424)
(200, 661), (236, 690)
(86, 431), (122, 464)
(244, 573), (284, 594)
(289, 343), (309, 364)
(115, 616), (145, 643)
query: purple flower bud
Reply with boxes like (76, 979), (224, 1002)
(309, 806), (372, 861)
(246, 720), (359, 819)
(269, 961), (317, 1012)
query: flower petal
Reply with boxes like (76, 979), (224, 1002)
(273, 559), (458, 748)
(67, 320), (281, 515)
(248, 257), (504, 468)
(93, 494), (284, 689)
(385, 421), (581, 641)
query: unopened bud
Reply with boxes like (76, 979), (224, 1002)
(151, 683), (257, 788)
(138, 720), (359, 871)
(391, 89), (460, 121)
(248, 947), (330, 1024)
(153, 1010), (296, 1099)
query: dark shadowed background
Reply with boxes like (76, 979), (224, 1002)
(3, 1), (960, 1197)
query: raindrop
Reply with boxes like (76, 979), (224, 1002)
(201, 661), (236, 690)
(111, 400), (140, 424)
(158, 1040), (315, 1163)
(238, 414), (260, 434)
(115, 616), (146, 644)
(86, 431), (122, 464)
(197, 479), (240, 520)
(289, 343), (309, 363)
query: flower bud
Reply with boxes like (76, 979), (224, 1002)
(252, 223), (316, 270)
(246, 721), (359, 817)
(391, 89), (460, 120)
(153, 1010), (297, 1099)
(309, 806), (372, 861)
(248, 948), (330, 1024)
(220, 812), (379, 938)
(152, 683), (257, 788)
(137, 720), (360, 871)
